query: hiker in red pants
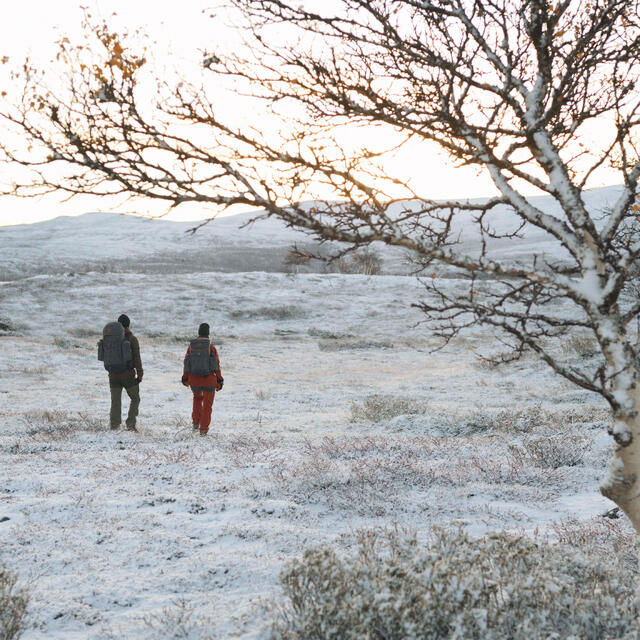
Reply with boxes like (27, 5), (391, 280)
(181, 323), (223, 436)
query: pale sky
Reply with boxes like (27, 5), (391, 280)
(0, 1), (623, 226)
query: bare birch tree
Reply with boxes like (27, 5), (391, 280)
(2, 1), (640, 528)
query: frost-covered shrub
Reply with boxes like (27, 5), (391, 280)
(350, 395), (428, 422)
(349, 398), (542, 434)
(230, 305), (306, 321)
(22, 410), (103, 436)
(334, 249), (383, 275)
(170, 333), (194, 343)
(0, 564), (28, 640)
(349, 398), (590, 438)
(0, 318), (25, 336)
(494, 404), (544, 432)
(451, 404), (583, 435)
(308, 328), (354, 339)
(267, 437), (440, 515)
(509, 436), (590, 469)
(283, 247), (313, 273)
(142, 598), (215, 640)
(553, 517), (638, 573)
(53, 336), (83, 350)
(221, 433), (280, 466)
(272, 528), (638, 640)
(68, 327), (95, 338)
(561, 335), (599, 359)
(320, 339), (394, 352)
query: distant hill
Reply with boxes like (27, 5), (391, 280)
(0, 185), (625, 280)
(0, 210), (316, 279)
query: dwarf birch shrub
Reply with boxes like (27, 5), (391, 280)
(142, 598), (215, 640)
(561, 335), (599, 359)
(0, 564), (28, 640)
(272, 528), (638, 640)
(22, 410), (103, 436)
(553, 517), (638, 573)
(307, 328), (354, 339)
(509, 436), (591, 469)
(53, 336), (83, 350)
(68, 326), (95, 338)
(333, 249), (383, 275)
(0, 319), (25, 336)
(229, 305), (306, 321)
(349, 396), (550, 437)
(349, 395), (427, 422)
(318, 339), (394, 352)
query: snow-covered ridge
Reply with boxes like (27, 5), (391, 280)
(0, 185), (625, 279)
(0, 209), (309, 279)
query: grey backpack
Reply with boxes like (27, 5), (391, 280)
(184, 338), (217, 376)
(98, 322), (133, 373)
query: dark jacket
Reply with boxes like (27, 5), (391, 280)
(109, 329), (143, 385)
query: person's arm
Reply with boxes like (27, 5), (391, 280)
(182, 346), (191, 386)
(131, 334), (143, 380)
(212, 345), (223, 389)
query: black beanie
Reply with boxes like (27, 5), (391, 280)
(198, 322), (210, 337)
(118, 314), (130, 328)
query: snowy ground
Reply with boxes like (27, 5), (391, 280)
(0, 213), (629, 638)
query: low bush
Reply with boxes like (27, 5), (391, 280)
(53, 336), (83, 350)
(444, 404), (545, 434)
(349, 395), (427, 423)
(553, 517), (638, 573)
(142, 598), (215, 640)
(308, 328), (354, 340)
(68, 327), (95, 338)
(0, 564), (29, 640)
(493, 404), (544, 432)
(283, 247), (314, 273)
(509, 436), (590, 469)
(349, 397), (548, 435)
(561, 335), (599, 359)
(221, 433), (280, 466)
(22, 410), (103, 437)
(0, 320), (13, 333)
(273, 528), (638, 640)
(230, 305), (306, 321)
(319, 339), (394, 352)
(267, 437), (442, 515)
(333, 250), (383, 275)
(0, 319), (24, 336)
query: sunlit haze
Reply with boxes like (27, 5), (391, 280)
(0, 0), (623, 227)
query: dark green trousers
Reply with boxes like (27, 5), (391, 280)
(109, 381), (140, 428)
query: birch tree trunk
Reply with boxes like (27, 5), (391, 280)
(602, 381), (640, 532)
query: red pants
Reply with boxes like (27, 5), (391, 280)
(191, 389), (215, 433)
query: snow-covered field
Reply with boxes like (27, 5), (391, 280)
(0, 200), (629, 639)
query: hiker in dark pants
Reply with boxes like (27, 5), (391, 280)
(181, 323), (223, 436)
(99, 314), (143, 431)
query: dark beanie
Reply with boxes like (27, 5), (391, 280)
(118, 314), (130, 328)
(198, 322), (210, 337)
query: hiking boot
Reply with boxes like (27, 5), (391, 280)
(192, 423), (199, 432)
(125, 424), (138, 432)
(199, 431), (208, 437)
(110, 424), (120, 431)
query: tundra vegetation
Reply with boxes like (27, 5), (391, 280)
(2, 0), (640, 633)
(0, 563), (28, 640)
